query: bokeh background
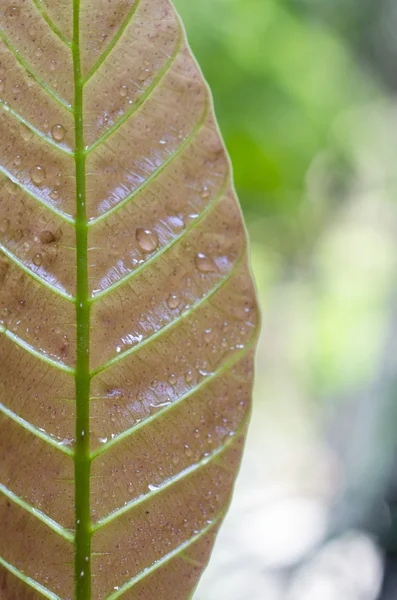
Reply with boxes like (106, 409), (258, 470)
(172, 1), (397, 598)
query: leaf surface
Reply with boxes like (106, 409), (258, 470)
(0, 1), (259, 598)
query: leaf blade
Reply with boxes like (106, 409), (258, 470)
(0, 1), (259, 598)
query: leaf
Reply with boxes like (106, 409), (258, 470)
(0, 1), (259, 598)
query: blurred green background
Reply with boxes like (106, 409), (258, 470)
(172, 1), (397, 598)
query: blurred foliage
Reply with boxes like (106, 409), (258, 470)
(173, 0), (391, 400)
(172, 2), (397, 598)
(174, 0), (377, 232)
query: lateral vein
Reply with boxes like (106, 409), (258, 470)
(93, 422), (247, 531)
(0, 326), (75, 375)
(0, 402), (74, 457)
(104, 511), (224, 599)
(0, 244), (75, 302)
(82, 0), (142, 85)
(0, 31), (73, 112)
(91, 176), (228, 301)
(0, 483), (74, 542)
(91, 332), (257, 459)
(86, 34), (182, 155)
(31, 0), (72, 47)
(0, 102), (74, 156)
(0, 555), (62, 600)
(91, 250), (245, 377)
(88, 104), (208, 227)
(0, 165), (75, 225)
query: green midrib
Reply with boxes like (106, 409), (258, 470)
(72, 1), (91, 598)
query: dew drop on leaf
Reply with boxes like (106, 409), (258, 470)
(39, 230), (55, 244)
(0, 219), (10, 234)
(168, 373), (177, 386)
(167, 292), (180, 310)
(13, 154), (22, 167)
(201, 185), (210, 199)
(203, 328), (213, 343)
(185, 369), (194, 384)
(50, 189), (60, 200)
(51, 124), (66, 142)
(119, 84), (128, 97)
(30, 165), (46, 186)
(5, 6), (20, 18)
(136, 228), (158, 253)
(195, 252), (216, 273)
(32, 253), (43, 267)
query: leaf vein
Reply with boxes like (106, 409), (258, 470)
(0, 556), (62, 599)
(0, 244), (75, 302)
(1, 101), (73, 156)
(91, 176), (228, 301)
(91, 333), (257, 459)
(0, 483), (74, 542)
(91, 249), (245, 377)
(0, 326), (75, 375)
(88, 104), (209, 227)
(82, 0), (142, 85)
(93, 420), (247, 530)
(0, 32), (73, 112)
(0, 165), (75, 225)
(31, 0), (72, 47)
(86, 34), (182, 155)
(104, 511), (224, 599)
(0, 402), (74, 456)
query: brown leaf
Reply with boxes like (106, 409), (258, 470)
(0, 0), (259, 598)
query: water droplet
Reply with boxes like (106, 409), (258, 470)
(35, 47), (43, 58)
(204, 328), (213, 343)
(136, 228), (158, 253)
(201, 185), (210, 199)
(0, 80), (5, 94)
(172, 455), (180, 466)
(138, 68), (150, 82)
(116, 345), (121, 353)
(32, 253), (43, 267)
(30, 165), (46, 186)
(0, 219), (10, 234)
(194, 429), (200, 439)
(50, 189), (60, 200)
(168, 373), (177, 386)
(195, 253), (216, 273)
(185, 370), (193, 384)
(184, 444), (193, 458)
(167, 293), (180, 310)
(13, 155), (22, 167)
(39, 230), (55, 244)
(119, 84), (128, 97)
(51, 124), (65, 142)
(5, 6), (20, 18)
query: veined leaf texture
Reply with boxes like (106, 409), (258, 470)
(0, 1), (259, 598)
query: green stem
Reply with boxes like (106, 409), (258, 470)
(72, 1), (91, 598)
